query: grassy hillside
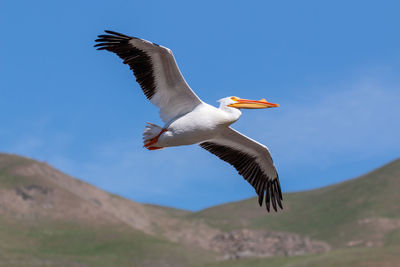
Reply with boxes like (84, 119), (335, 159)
(196, 246), (400, 267)
(0, 218), (213, 267)
(191, 159), (400, 247)
(1, 152), (399, 266)
(0, 153), (216, 266)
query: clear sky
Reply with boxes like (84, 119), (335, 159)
(1, 0), (399, 210)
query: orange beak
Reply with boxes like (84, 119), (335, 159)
(228, 98), (279, 109)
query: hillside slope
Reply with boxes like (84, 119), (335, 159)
(0, 153), (216, 266)
(191, 159), (400, 248)
(1, 152), (399, 266)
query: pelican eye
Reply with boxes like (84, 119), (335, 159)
(230, 97), (238, 101)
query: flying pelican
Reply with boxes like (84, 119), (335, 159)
(95, 31), (283, 212)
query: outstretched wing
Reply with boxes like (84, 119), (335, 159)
(200, 127), (282, 212)
(95, 30), (203, 123)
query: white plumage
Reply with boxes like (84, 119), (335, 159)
(95, 31), (283, 211)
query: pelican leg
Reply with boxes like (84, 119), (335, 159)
(147, 146), (164, 150)
(144, 128), (167, 149)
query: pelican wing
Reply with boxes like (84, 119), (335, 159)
(95, 31), (203, 123)
(200, 127), (282, 212)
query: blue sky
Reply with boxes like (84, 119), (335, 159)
(1, 0), (399, 210)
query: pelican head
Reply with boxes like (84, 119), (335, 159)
(219, 96), (279, 109)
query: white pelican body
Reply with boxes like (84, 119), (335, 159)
(95, 31), (283, 212)
(158, 102), (239, 147)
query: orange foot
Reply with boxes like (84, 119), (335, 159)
(147, 146), (164, 150)
(144, 128), (167, 150)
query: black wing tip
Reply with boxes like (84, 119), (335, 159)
(262, 179), (283, 213)
(93, 29), (157, 101)
(94, 30), (161, 51)
(103, 30), (132, 38)
(199, 142), (283, 213)
(95, 30), (129, 40)
(258, 194), (263, 207)
(94, 30), (133, 49)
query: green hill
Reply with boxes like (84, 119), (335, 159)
(0, 152), (399, 266)
(192, 159), (400, 248)
(0, 153), (215, 266)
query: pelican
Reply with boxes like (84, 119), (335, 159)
(95, 31), (283, 212)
